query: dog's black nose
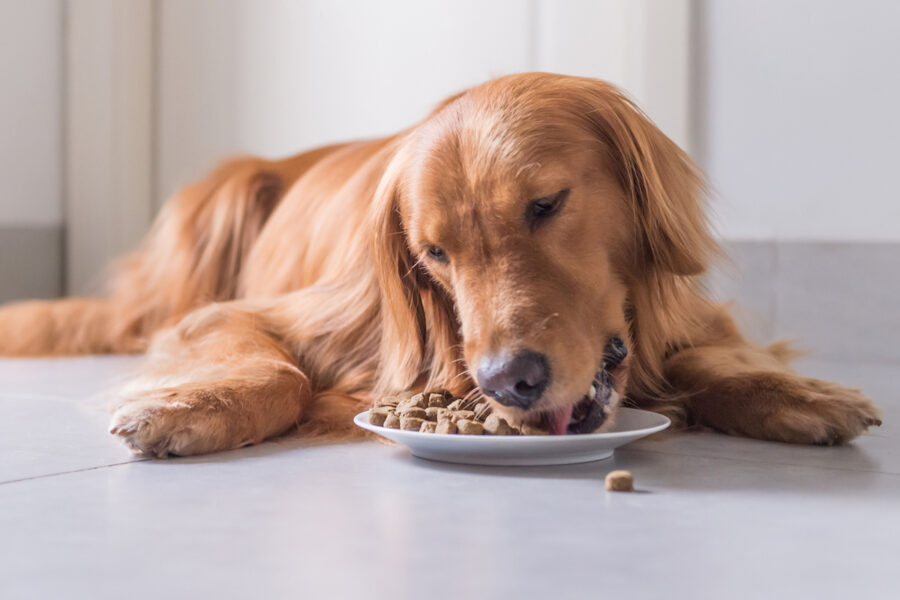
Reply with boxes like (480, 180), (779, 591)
(477, 350), (550, 409)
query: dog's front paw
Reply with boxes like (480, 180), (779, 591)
(110, 388), (255, 457)
(766, 377), (882, 445)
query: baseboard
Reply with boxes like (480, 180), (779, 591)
(0, 225), (63, 303)
(0, 232), (895, 363)
(708, 241), (900, 365)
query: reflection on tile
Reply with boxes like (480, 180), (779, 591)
(632, 358), (899, 474)
(1, 441), (898, 600)
(0, 394), (139, 482)
(633, 428), (896, 475)
(0, 356), (143, 483)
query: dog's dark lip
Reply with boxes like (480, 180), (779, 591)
(567, 368), (615, 434)
(525, 367), (616, 435)
(531, 337), (627, 435)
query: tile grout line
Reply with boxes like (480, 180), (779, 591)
(620, 446), (900, 477)
(0, 458), (152, 487)
(2, 447), (896, 486)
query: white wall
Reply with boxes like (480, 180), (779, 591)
(0, 0), (63, 227)
(156, 0), (691, 202)
(535, 0), (692, 154)
(699, 0), (900, 242)
(66, 0), (155, 293)
(157, 0), (531, 201)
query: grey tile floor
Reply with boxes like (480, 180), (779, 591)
(1, 355), (898, 600)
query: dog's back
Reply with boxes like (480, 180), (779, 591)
(0, 145), (344, 355)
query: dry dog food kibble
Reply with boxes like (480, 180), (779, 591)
(428, 393), (448, 408)
(520, 423), (548, 436)
(461, 397), (480, 411)
(400, 416), (425, 431)
(371, 389), (550, 436)
(435, 419), (458, 434)
(425, 406), (449, 421)
(399, 406), (427, 419)
(407, 394), (427, 408)
(483, 414), (514, 435)
(605, 470), (634, 492)
(474, 402), (493, 421)
(368, 407), (393, 426)
(456, 419), (484, 435)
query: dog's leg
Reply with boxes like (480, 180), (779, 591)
(0, 298), (137, 356)
(655, 327), (881, 445)
(109, 303), (312, 457)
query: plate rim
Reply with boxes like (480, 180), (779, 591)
(353, 406), (670, 442)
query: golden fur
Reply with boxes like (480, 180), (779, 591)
(0, 73), (880, 456)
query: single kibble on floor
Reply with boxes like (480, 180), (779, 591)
(456, 419), (484, 435)
(419, 421), (437, 433)
(605, 470), (634, 492)
(428, 393), (448, 408)
(446, 399), (463, 411)
(435, 419), (458, 434)
(400, 416), (425, 431)
(483, 414), (512, 435)
(399, 406), (427, 419)
(368, 407), (393, 426)
(383, 413), (402, 429)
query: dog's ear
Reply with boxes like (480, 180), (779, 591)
(581, 81), (715, 276)
(370, 142), (461, 394)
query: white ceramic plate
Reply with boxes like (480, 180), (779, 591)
(353, 407), (670, 466)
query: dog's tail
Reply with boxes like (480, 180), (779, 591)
(0, 155), (310, 356)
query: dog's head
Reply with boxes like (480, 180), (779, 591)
(371, 73), (713, 433)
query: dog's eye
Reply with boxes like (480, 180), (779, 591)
(427, 246), (448, 263)
(529, 188), (569, 223)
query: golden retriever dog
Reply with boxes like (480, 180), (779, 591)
(0, 73), (881, 456)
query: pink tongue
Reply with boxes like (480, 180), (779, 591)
(545, 405), (574, 435)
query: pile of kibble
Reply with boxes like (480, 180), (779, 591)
(368, 390), (546, 435)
